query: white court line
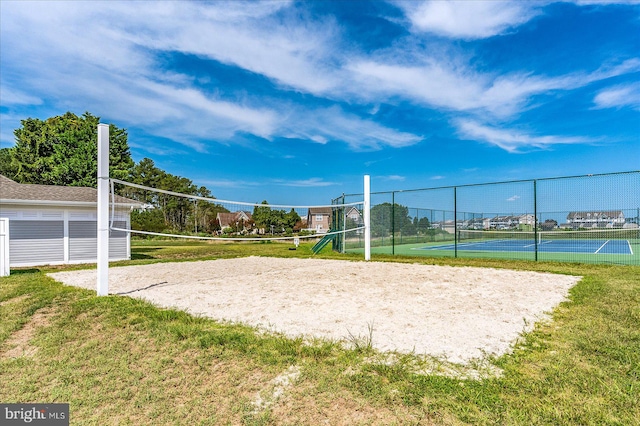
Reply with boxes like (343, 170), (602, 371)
(594, 240), (609, 254)
(627, 240), (633, 255)
(524, 240), (553, 249)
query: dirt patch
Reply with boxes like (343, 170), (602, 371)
(270, 385), (430, 425)
(1, 307), (57, 359)
(0, 294), (30, 307)
(49, 257), (580, 364)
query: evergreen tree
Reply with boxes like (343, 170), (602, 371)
(3, 112), (133, 186)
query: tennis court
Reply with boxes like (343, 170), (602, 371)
(416, 229), (636, 255)
(418, 238), (633, 255)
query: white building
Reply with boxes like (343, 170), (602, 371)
(565, 210), (625, 228)
(0, 175), (141, 267)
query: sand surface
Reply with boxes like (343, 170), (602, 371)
(49, 257), (580, 364)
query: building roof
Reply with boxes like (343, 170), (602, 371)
(308, 207), (332, 215)
(0, 174), (142, 207)
(567, 210), (623, 220)
(216, 211), (253, 228)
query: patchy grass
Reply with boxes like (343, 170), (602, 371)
(1, 241), (639, 425)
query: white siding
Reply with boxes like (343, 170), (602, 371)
(69, 220), (128, 261)
(1, 205), (132, 267)
(9, 221), (65, 264)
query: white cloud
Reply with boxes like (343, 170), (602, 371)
(572, 0), (640, 5)
(593, 83), (640, 111)
(272, 178), (336, 187)
(456, 119), (594, 152)
(507, 195), (521, 201)
(348, 58), (640, 118)
(283, 106), (423, 150)
(0, 2), (283, 151)
(197, 178), (263, 189)
(399, 1), (541, 39)
(378, 175), (406, 182)
(1, 1), (424, 153)
(2, 0), (638, 158)
(0, 87), (43, 106)
(115, 1), (340, 94)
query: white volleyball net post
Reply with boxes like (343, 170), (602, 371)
(97, 124), (109, 296)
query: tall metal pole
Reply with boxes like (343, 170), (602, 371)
(97, 124), (109, 296)
(391, 192), (395, 255)
(454, 186), (458, 258)
(534, 180), (538, 262)
(364, 175), (371, 261)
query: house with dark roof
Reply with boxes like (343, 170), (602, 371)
(216, 211), (253, 233)
(0, 174), (142, 267)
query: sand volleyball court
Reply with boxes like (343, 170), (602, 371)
(49, 257), (580, 364)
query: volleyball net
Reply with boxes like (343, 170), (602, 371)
(108, 177), (367, 243)
(95, 123), (370, 295)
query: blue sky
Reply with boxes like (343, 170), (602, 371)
(1, 0), (639, 207)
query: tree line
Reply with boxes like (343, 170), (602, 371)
(0, 112), (288, 236)
(370, 203), (432, 238)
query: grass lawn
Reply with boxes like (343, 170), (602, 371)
(1, 240), (639, 425)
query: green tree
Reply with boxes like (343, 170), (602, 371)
(283, 209), (301, 233)
(0, 148), (16, 178)
(6, 112), (133, 186)
(413, 216), (431, 234)
(370, 203), (413, 237)
(252, 202), (300, 234)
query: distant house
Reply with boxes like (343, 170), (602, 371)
(216, 211), (253, 233)
(307, 207), (332, 234)
(564, 210), (625, 229)
(488, 214), (536, 230)
(0, 174), (141, 267)
(489, 215), (519, 229)
(541, 219), (558, 231)
(344, 206), (363, 234)
(345, 207), (361, 223)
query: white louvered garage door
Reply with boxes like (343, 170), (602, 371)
(69, 220), (128, 261)
(9, 220), (64, 264)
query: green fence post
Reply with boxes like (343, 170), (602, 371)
(534, 180), (538, 262)
(392, 192), (395, 255)
(454, 186), (458, 258)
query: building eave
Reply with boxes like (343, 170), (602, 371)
(0, 199), (141, 208)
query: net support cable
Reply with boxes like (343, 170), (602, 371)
(111, 226), (367, 242)
(108, 177), (366, 241)
(110, 178), (362, 210)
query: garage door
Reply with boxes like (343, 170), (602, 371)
(9, 220), (64, 264)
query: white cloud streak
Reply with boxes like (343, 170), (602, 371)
(456, 119), (594, 153)
(399, 1), (542, 39)
(1, 0), (638, 155)
(272, 178), (336, 187)
(282, 106), (423, 150)
(593, 83), (640, 111)
(1, 1), (426, 152)
(348, 58), (640, 118)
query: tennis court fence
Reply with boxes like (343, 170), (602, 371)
(332, 171), (639, 265)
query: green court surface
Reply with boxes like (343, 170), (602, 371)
(347, 239), (640, 265)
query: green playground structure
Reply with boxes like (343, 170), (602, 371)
(311, 232), (337, 254)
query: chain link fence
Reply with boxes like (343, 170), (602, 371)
(332, 171), (640, 265)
